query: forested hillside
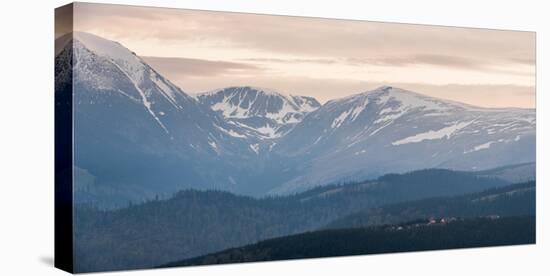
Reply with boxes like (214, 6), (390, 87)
(326, 181), (535, 229)
(163, 216), (535, 267)
(74, 169), (520, 272)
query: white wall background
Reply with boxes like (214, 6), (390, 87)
(0, 0), (547, 275)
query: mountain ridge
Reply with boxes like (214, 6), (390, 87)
(269, 86), (535, 194)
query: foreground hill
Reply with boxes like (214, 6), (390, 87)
(163, 216), (535, 267)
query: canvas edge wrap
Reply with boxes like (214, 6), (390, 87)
(55, 3), (75, 273)
(51, 3), (537, 273)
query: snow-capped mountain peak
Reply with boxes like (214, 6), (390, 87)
(197, 86), (321, 139)
(61, 32), (254, 154)
(72, 32), (194, 108)
(73, 32), (147, 84)
(198, 86), (320, 119)
(319, 86), (468, 132)
(331, 86), (453, 112)
(271, 85), (535, 194)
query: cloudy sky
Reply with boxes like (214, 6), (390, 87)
(69, 3), (535, 107)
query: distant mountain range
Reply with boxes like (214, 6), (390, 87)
(56, 32), (536, 207)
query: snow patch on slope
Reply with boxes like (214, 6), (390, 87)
(212, 100), (249, 119)
(392, 120), (474, 145)
(150, 72), (182, 109)
(256, 124), (281, 138)
(465, 141), (495, 153)
(108, 58), (170, 135)
(250, 143), (260, 154)
(350, 97), (369, 121)
(331, 110), (352, 128)
(215, 125), (247, 138)
(464, 135), (523, 154)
